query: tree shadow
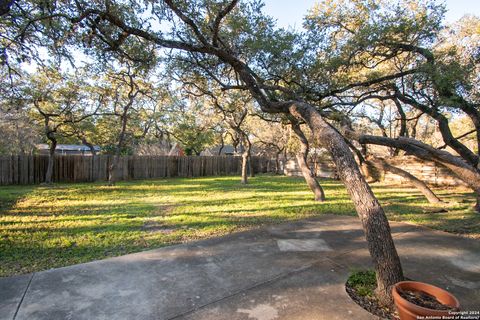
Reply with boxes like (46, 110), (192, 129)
(0, 185), (37, 213)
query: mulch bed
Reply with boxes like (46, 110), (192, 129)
(345, 283), (399, 320)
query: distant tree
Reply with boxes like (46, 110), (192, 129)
(95, 65), (154, 184)
(19, 67), (97, 183)
(166, 99), (215, 156)
(318, 10), (480, 211)
(249, 115), (289, 174)
(290, 120), (326, 201)
(0, 108), (40, 155)
(215, 94), (254, 184)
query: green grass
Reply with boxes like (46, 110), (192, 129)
(347, 270), (377, 297)
(0, 175), (478, 277)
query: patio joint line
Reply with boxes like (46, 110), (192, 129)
(12, 272), (35, 320)
(165, 261), (321, 320)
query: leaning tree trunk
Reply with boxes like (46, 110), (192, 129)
(368, 159), (442, 204)
(355, 133), (480, 213)
(291, 123), (325, 201)
(289, 102), (403, 306)
(45, 138), (57, 184)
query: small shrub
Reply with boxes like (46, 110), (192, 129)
(346, 269), (377, 297)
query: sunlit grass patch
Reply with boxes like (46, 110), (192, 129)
(0, 175), (477, 277)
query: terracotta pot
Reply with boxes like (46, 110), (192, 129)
(392, 281), (460, 320)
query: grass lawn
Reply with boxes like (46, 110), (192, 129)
(0, 175), (478, 277)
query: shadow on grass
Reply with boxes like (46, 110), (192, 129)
(0, 185), (37, 213)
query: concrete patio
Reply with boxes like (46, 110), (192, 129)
(1, 215), (479, 320)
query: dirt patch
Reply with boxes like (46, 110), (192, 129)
(422, 207), (448, 214)
(141, 204), (177, 233)
(141, 220), (175, 233)
(153, 204), (176, 216)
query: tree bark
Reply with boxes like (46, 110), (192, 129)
(107, 70), (139, 185)
(45, 137), (57, 184)
(218, 134), (225, 155)
(477, 161), (480, 211)
(108, 111), (128, 185)
(289, 102), (403, 305)
(224, 109), (251, 182)
(275, 152), (281, 174)
(246, 137), (254, 178)
(291, 122), (326, 201)
(368, 158), (442, 204)
(44, 115), (57, 185)
(248, 156), (254, 177)
(241, 149), (248, 184)
(234, 131), (251, 184)
(108, 155), (119, 185)
(393, 98), (407, 156)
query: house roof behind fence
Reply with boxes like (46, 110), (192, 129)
(36, 144), (101, 151)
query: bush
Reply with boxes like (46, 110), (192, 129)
(346, 270), (377, 297)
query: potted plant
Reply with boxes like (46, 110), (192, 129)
(392, 281), (460, 320)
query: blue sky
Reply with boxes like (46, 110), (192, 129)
(263, 0), (480, 28)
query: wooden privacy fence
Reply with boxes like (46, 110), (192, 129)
(284, 155), (466, 187)
(383, 156), (465, 186)
(0, 155), (276, 185)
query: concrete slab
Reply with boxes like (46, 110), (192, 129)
(180, 260), (374, 320)
(0, 274), (32, 320)
(277, 239), (332, 252)
(8, 224), (324, 320)
(1, 214), (478, 320)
